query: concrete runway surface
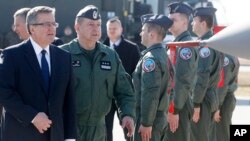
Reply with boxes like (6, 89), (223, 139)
(112, 95), (250, 141)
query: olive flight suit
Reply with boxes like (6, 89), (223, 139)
(133, 43), (171, 141)
(215, 54), (240, 141)
(61, 39), (136, 141)
(167, 31), (198, 141)
(191, 31), (222, 141)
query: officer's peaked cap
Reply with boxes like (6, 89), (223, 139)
(141, 14), (173, 29)
(168, 2), (193, 16)
(76, 5), (101, 20)
(193, 7), (217, 17)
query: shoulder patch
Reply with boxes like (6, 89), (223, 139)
(224, 56), (229, 66)
(142, 58), (155, 72)
(179, 48), (192, 60)
(199, 48), (210, 58)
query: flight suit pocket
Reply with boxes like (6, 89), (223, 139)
(98, 80), (112, 115)
(106, 79), (113, 99)
(74, 78), (90, 114)
(153, 112), (167, 132)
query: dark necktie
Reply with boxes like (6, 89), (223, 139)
(41, 50), (50, 93)
(113, 44), (117, 48)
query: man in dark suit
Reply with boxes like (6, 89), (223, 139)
(0, 6), (76, 141)
(103, 17), (140, 141)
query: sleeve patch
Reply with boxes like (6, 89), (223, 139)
(180, 48), (192, 60)
(142, 58), (155, 72)
(199, 48), (210, 58)
(224, 56), (229, 66)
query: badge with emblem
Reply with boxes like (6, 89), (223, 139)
(199, 48), (210, 58)
(142, 58), (155, 72)
(0, 52), (3, 64)
(72, 60), (81, 67)
(180, 48), (192, 60)
(100, 61), (111, 70)
(224, 56), (229, 66)
(93, 10), (98, 19)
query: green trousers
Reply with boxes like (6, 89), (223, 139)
(77, 124), (106, 141)
(212, 93), (236, 141)
(134, 111), (167, 141)
(166, 101), (192, 141)
(190, 101), (212, 141)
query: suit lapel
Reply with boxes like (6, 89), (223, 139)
(49, 45), (56, 99)
(23, 40), (47, 94)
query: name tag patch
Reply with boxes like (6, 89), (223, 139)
(100, 61), (111, 70)
(72, 60), (81, 67)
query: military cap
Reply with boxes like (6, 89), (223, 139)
(193, 7), (217, 17)
(168, 2), (193, 16)
(76, 5), (101, 20)
(141, 14), (173, 29)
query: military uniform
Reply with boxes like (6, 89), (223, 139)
(132, 14), (173, 141)
(133, 43), (171, 141)
(103, 35), (140, 141)
(167, 30), (198, 141)
(61, 39), (135, 141)
(215, 54), (239, 141)
(190, 31), (222, 141)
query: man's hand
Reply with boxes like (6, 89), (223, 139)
(138, 125), (152, 141)
(213, 110), (221, 123)
(192, 107), (200, 123)
(122, 116), (135, 137)
(32, 112), (52, 133)
(167, 112), (179, 133)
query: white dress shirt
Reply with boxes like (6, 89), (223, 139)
(109, 38), (121, 49)
(30, 37), (51, 74)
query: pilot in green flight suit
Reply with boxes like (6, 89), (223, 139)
(213, 54), (239, 141)
(132, 14), (173, 141)
(191, 7), (223, 141)
(60, 5), (136, 141)
(166, 2), (198, 141)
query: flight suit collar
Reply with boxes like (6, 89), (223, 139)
(174, 31), (191, 41)
(69, 39), (109, 55)
(200, 30), (213, 40)
(141, 43), (162, 56)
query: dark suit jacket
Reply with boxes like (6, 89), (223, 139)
(0, 40), (76, 141)
(103, 36), (140, 75)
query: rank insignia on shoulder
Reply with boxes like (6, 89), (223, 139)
(199, 47), (210, 58)
(72, 60), (81, 67)
(100, 61), (111, 70)
(142, 58), (155, 72)
(224, 56), (229, 66)
(179, 48), (192, 60)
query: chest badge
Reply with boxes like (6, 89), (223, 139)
(100, 61), (111, 70)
